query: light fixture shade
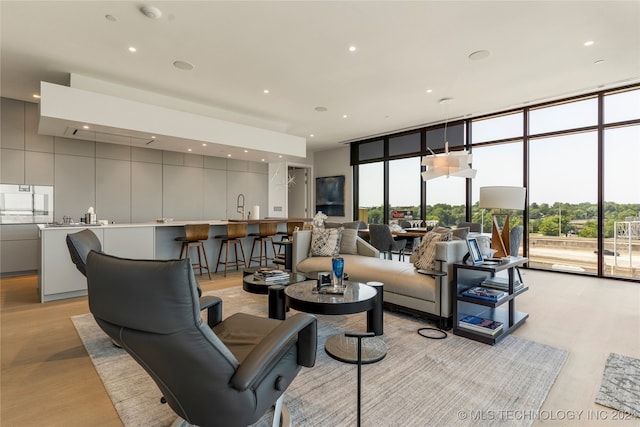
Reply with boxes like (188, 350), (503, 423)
(479, 186), (526, 210)
(421, 149), (477, 180)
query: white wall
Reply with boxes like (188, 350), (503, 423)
(313, 146), (353, 222)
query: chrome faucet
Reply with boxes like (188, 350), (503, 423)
(236, 193), (245, 219)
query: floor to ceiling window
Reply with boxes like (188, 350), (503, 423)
(528, 131), (598, 273)
(357, 162), (384, 225)
(388, 157), (421, 224)
(351, 84), (640, 281)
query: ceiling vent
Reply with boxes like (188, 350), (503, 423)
(64, 127), (155, 145)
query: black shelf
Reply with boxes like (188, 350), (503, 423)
(452, 257), (528, 345)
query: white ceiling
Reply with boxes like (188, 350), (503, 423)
(2, 1), (639, 160)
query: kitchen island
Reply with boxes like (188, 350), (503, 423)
(37, 219), (307, 302)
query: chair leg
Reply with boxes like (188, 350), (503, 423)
(272, 394), (291, 427)
(215, 240), (225, 273)
(199, 242), (211, 279)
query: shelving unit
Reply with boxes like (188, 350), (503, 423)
(452, 257), (528, 345)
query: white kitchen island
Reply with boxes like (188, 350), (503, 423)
(37, 220), (232, 302)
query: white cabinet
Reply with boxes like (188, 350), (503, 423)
(39, 225), (154, 302)
(39, 227), (104, 302)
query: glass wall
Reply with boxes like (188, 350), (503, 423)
(388, 157), (421, 224)
(357, 162), (384, 225)
(603, 125), (640, 278)
(351, 84), (640, 280)
(528, 132), (598, 273)
(470, 142), (524, 235)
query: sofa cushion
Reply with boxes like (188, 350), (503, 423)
(309, 227), (342, 257)
(296, 255), (438, 303)
(339, 228), (359, 255)
(411, 230), (452, 270)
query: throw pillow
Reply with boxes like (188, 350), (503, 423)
(339, 228), (358, 255)
(452, 227), (469, 240)
(309, 227), (343, 257)
(411, 230), (453, 270)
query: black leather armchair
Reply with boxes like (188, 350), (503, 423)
(85, 250), (317, 427)
(66, 229), (221, 327)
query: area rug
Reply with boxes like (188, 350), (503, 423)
(595, 353), (640, 418)
(72, 286), (568, 427)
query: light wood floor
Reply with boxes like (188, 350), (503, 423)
(1, 269), (639, 426)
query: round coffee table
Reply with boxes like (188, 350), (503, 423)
(242, 271), (307, 294)
(282, 280), (387, 364)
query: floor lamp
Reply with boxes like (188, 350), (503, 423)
(479, 186), (526, 258)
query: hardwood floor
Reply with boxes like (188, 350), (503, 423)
(1, 269), (639, 426)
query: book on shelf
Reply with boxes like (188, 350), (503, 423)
(458, 315), (504, 335)
(481, 276), (524, 292)
(461, 286), (507, 302)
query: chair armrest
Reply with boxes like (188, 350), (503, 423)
(199, 295), (223, 328)
(231, 313), (317, 391)
(292, 230), (312, 272)
(356, 236), (379, 257)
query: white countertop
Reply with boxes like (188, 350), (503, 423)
(37, 220), (230, 231)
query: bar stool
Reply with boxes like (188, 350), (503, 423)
(214, 222), (248, 276)
(276, 221), (304, 253)
(175, 224), (211, 279)
(249, 222), (277, 267)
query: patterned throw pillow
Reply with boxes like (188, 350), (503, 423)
(411, 230), (453, 270)
(310, 227), (343, 257)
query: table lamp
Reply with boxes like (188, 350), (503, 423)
(479, 186), (526, 258)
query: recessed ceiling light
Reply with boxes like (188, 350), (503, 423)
(279, 155), (283, 158)
(468, 50), (490, 60)
(261, 158), (265, 162)
(439, 97), (453, 104)
(244, 150), (248, 153)
(187, 148), (192, 152)
(349, 46), (357, 52)
(227, 154), (232, 157)
(151, 136), (156, 139)
(105, 14), (117, 22)
(128, 46), (137, 53)
(140, 5), (162, 19)
(32, 94), (41, 99)
(202, 143), (207, 146)
(173, 60), (195, 70)
(426, 89), (433, 94)
(314, 106), (328, 112)
(263, 89), (270, 94)
(594, 59), (605, 65)
(309, 134), (314, 138)
(342, 114), (348, 118)
(83, 125), (89, 129)
(584, 40), (595, 47)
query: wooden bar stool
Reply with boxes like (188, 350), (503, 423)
(249, 222), (277, 267)
(275, 221), (304, 257)
(175, 224), (211, 279)
(214, 222), (248, 276)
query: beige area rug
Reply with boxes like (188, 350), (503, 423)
(72, 286), (568, 427)
(595, 353), (640, 418)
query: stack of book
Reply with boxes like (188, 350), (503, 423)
(253, 268), (290, 283)
(458, 315), (504, 335)
(481, 276), (524, 292)
(461, 286), (506, 302)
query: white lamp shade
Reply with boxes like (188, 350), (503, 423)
(421, 151), (477, 180)
(479, 186), (526, 210)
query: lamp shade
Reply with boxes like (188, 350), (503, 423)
(479, 186), (526, 210)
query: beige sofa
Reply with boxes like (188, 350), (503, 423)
(291, 229), (468, 328)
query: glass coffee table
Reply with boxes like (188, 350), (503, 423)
(276, 280), (387, 364)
